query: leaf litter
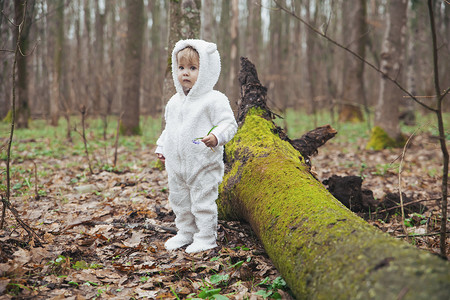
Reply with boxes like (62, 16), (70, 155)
(0, 131), (448, 299)
(1, 141), (292, 299)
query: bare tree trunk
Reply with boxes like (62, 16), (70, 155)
(305, 0), (317, 124)
(404, 1), (418, 126)
(338, 0), (366, 123)
(161, 0), (201, 124)
(217, 0), (230, 93)
(228, 0), (239, 114)
(49, 0), (64, 127)
(95, 2), (105, 117)
(105, 0), (117, 116)
(121, 0), (145, 136)
(201, 0), (213, 41)
(368, 0), (408, 149)
(246, 0), (261, 68)
(83, 0), (93, 112)
(14, 0), (35, 129)
(148, 0), (163, 116)
(0, 0), (10, 119)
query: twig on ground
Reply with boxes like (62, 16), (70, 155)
(113, 112), (124, 168)
(375, 198), (437, 214)
(395, 231), (450, 239)
(63, 220), (177, 234)
(1, 195), (43, 245)
(398, 127), (422, 241)
(74, 105), (94, 174)
(32, 160), (39, 200)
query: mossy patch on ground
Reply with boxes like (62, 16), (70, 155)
(366, 126), (406, 150)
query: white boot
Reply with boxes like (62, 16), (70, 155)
(185, 234), (217, 253)
(166, 184), (197, 251)
(165, 232), (194, 250)
(187, 184), (219, 253)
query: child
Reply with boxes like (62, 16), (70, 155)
(155, 39), (237, 253)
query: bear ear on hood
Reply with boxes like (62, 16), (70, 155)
(206, 43), (217, 54)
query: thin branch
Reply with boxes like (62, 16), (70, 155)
(439, 87), (450, 102)
(395, 231), (450, 239)
(375, 198), (438, 214)
(427, 0), (449, 259)
(1, 9), (15, 26)
(17, 38), (39, 57)
(113, 112), (124, 168)
(398, 127), (422, 241)
(32, 160), (39, 200)
(1, 195), (43, 245)
(75, 105), (94, 175)
(272, 0), (437, 112)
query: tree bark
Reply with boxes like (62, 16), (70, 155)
(121, 0), (145, 136)
(368, 0), (408, 149)
(217, 57), (450, 300)
(228, 0), (239, 114)
(49, 0), (64, 127)
(338, 0), (366, 123)
(14, 0), (34, 129)
(161, 0), (201, 129)
(162, 0), (201, 101)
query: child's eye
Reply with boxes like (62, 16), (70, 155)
(179, 66), (184, 70)
(190, 66), (197, 71)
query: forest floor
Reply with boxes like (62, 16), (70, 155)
(0, 117), (449, 299)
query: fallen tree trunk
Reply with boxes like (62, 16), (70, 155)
(218, 58), (450, 299)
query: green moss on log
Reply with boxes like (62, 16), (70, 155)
(218, 108), (450, 299)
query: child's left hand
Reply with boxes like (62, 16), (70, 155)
(201, 134), (218, 148)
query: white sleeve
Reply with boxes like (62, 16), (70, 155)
(210, 94), (238, 147)
(155, 103), (170, 154)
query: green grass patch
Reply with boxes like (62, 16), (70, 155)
(0, 115), (163, 197)
(274, 109), (450, 148)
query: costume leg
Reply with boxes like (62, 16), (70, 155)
(185, 183), (218, 253)
(165, 177), (198, 250)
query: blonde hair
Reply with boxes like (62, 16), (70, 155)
(177, 46), (199, 65)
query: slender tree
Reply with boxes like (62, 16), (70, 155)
(338, 0), (367, 123)
(14, 0), (35, 129)
(217, 0), (230, 93)
(201, 0), (213, 41)
(49, 0), (64, 127)
(367, 0), (408, 150)
(121, 0), (145, 135)
(161, 0), (201, 115)
(228, 0), (239, 113)
(94, 1), (106, 118)
(305, 0), (317, 123)
(0, 0), (10, 119)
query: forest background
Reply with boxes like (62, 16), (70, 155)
(1, 0), (449, 130)
(0, 0), (450, 298)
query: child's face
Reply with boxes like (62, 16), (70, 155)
(177, 52), (199, 93)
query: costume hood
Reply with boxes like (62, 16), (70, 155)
(172, 39), (221, 97)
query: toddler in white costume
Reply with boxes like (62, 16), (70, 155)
(155, 39), (237, 253)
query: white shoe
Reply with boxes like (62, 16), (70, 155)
(164, 233), (194, 251)
(185, 236), (217, 253)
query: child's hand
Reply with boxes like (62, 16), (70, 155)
(157, 153), (165, 163)
(201, 134), (218, 148)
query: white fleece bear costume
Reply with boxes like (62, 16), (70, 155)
(155, 39), (237, 253)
